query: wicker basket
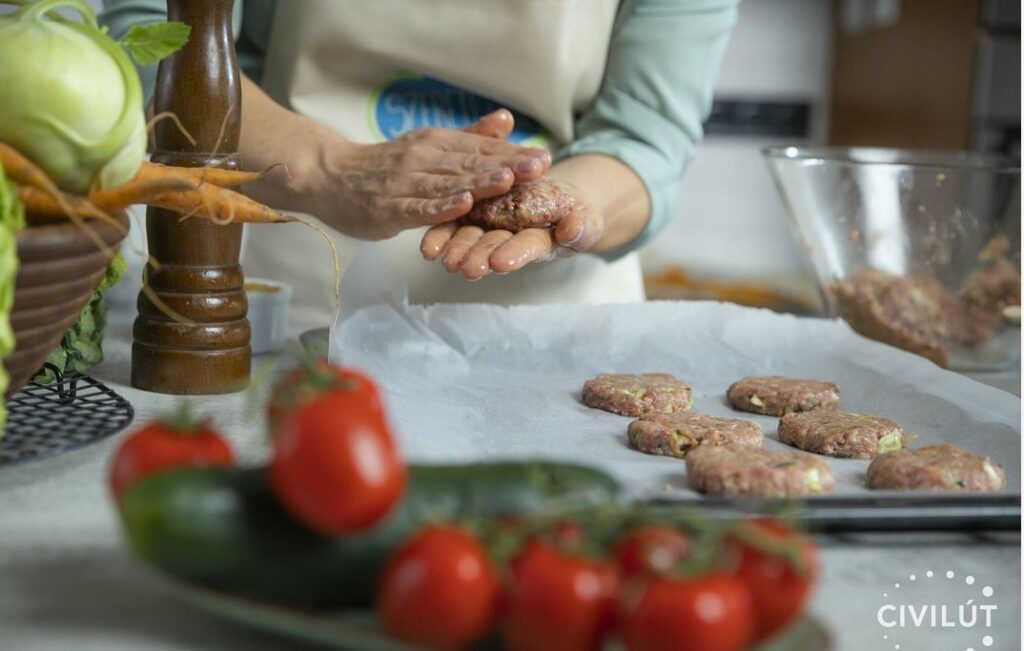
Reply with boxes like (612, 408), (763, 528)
(5, 214), (130, 396)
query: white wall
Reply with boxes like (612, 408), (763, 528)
(642, 0), (834, 291)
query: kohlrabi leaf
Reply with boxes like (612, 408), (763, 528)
(121, 21), (190, 66)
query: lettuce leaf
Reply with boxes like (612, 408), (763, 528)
(0, 162), (23, 437)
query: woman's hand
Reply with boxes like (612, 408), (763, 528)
(294, 110), (551, 240)
(419, 180), (605, 281)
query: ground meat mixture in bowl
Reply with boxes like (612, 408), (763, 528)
(830, 269), (1006, 368)
(763, 146), (1020, 372)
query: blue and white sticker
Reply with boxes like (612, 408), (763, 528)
(370, 74), (548, 146)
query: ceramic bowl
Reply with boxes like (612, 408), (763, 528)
(245, 278), (292, 355)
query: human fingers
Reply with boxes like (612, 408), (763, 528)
(425, 150), (549, 183)
(441, 224), (485, 271)
(441, 130), (549, 161)
(462, 109), (514, 139)
(460, 229), (515, 280)
(420, 222), (458, 260)
(394, 136), (547, 183)
(389, 192), (473, 228)
(403, 169), (514, 201)
(553, 205), (603, 252)
(488, 228), (557, 274)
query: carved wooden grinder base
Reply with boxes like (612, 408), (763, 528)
(132, 0), (251, 394)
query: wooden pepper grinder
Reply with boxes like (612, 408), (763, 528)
(132, 0), (250, 394)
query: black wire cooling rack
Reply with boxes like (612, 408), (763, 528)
(0, 364), (134, 465)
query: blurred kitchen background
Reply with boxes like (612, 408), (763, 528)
(53, 0), (1022, 312)
(643, 0), (1021, 312)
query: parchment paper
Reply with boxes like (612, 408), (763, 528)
(329, 247), (1021, 500)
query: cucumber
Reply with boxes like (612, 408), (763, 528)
(119, 461), (620, 608)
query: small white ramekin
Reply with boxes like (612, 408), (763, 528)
(245, 278), (293, 355)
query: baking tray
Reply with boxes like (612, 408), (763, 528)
(302, 298), (1021, 532)
(641, 494), (1020, 532)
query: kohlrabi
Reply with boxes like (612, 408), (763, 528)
(0, 0), (188, 194)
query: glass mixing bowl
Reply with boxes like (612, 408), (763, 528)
(764, 146), (1021, 371)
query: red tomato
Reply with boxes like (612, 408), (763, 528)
(269, 373), (406, 534)
(376, 525), (499, 650)
(728, 519), (819, 641)
(617, 573), (754, 651)
(613, 525), (690, 576)
(501, 539), (621, 651)
(109, 419), (234, 500)
(267, 362), (382, 437)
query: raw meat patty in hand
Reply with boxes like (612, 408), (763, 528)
(627, 412), (763, 458)
(462, 179), (575, 232)
(778, 411), (906, 460)
(727, 375), (840, 416)
(581, 373), (693, 417)
(866, 443), (1006, 492)
(686, 444), (835, 497)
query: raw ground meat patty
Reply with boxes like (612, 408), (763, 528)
(777, 411), (906, 460)
(463, 180), (575, 232)
(581, 373), (693, 417)
(686, 445), (835, 497)
(726, 375), (840, 416)
(866, 444), (1007, 492)
(627, 412), (763, 458)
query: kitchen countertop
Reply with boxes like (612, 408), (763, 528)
(0, 314), (1019, 651)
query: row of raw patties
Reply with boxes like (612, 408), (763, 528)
(580, 373), (1007, 497)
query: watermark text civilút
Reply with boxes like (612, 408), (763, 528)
(875, 570), (998, 649)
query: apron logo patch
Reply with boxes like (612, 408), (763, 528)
(371, 75), (544, 144)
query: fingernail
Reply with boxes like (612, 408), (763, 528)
(514, 159), (538, 175)
(490, 168), (511, 183)
(445, 192), (470, 209)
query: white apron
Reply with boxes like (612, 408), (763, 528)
(245, 0), (646, 329)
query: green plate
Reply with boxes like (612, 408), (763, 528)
(160, 572), (831, 651)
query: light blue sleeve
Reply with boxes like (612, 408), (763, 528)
(557, 0), (739, 261)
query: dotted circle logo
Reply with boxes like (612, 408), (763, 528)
(876, 569), (999, 650)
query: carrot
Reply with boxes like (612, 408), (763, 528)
(18, 178), (194, 220)
(0, 141), (74, 202)
(17, 186), (86, 221)
(134, 160), (283, 188)
(1, 140), (132, 240)
(92, 177), (198, 211)
(20, 181), (294, 225)
(0, 141), (55, 192)
(149, 184), (296, 224)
